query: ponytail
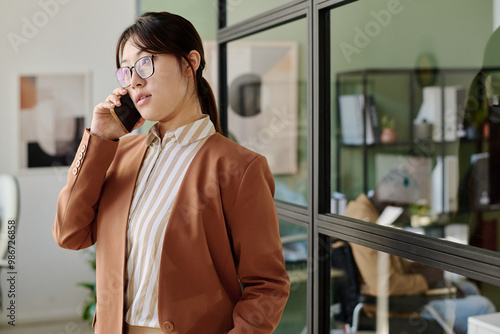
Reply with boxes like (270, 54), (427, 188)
(196, 70), (222, 133)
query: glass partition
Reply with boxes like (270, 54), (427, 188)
(327, 237), (498, 333)
(225, 0), (295, 26)
(330, 0), (500, 253)
(278, 221), (308, 333)
(227, 18), (308, 206)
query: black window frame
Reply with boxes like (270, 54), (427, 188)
(217, 0), (500, 332)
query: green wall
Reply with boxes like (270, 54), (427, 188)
(140, 0), (217, 41)
(331, 0), (493, 71)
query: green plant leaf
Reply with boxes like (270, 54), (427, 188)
(77, 282), (95, 291)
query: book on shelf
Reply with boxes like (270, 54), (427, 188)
(338, 94), (378, 145)
(367, 95), (380, 142)
(414, 86), (466, 142)
(470, 152), (490, 210)
(431, 155), (459, 214)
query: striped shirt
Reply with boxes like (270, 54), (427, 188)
(124, 115), (215, 327)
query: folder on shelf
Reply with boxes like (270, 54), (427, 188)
(338, 94), (376, 145)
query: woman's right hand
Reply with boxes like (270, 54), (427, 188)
(90, 88), (145, 141)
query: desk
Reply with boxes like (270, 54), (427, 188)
(469, 313), (500, 334)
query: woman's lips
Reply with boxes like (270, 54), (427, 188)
(136, 95), (151, 106)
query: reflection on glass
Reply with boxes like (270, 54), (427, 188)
(225, 0), (294, 26)
(276, 221), (308, 333)
(328, 237), (497, 333)
(227, 19), (308, 206)
(330, 0), (500, 252)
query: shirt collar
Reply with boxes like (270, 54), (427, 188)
(146, 115), (215, 147)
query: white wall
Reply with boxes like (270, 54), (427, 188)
(0, 0), (136, 324)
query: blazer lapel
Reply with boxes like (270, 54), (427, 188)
(98, 133), (148, 259)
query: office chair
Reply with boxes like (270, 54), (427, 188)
(330, 240), (449, 334)
(0, 174), (20, 311)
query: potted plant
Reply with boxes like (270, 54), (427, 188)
(380, 115), (398, 143)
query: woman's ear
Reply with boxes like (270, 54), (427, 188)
(185, 50), (201, 76)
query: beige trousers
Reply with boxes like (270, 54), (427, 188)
(124, 323), (163, 334)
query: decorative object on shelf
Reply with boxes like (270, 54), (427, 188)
(456, 123), (467, 138)
(414, 85), (465, 142)
(415, 53), (438, 87)
(410, 199), (433, 227)
(482, 121), (490, 140)
(414, 118), (433, 141)
(380, 115), (397, 144)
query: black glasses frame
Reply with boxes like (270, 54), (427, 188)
(115, 55), (156, 88)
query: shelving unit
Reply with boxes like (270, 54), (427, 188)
(334, 67), (499, 220)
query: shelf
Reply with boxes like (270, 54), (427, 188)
(334, 67), (495, 212)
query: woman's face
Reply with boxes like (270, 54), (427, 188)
(120, 39), (201, 132)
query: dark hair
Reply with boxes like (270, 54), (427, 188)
(116, 12), (221, 133)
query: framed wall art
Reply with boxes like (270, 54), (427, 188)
(19, 73), (90, 171)
(204, 41), (299, 175)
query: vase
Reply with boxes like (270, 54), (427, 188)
(380, 127), (397, 144)
(414, 122), (433, 141)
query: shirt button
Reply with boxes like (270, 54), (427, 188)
(72, 167), (78, 175)
(75, 160), (81, 168)
(163, 321), (175, 332)
(78, 152), (84, 160)
(80, 144), (86, 153)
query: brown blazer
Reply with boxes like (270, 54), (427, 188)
(53, 130), (290, 334)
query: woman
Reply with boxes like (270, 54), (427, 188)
(53, 12), (290, 334)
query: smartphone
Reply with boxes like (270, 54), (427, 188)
(110, 94), (142, 133)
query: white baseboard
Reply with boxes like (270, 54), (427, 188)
(0, 309), (83, 328)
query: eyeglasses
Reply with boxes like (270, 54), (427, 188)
(115, 55), (156, 88)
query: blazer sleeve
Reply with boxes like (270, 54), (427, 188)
(225, 155), (290, 334)
(53, 129), (119, 250)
